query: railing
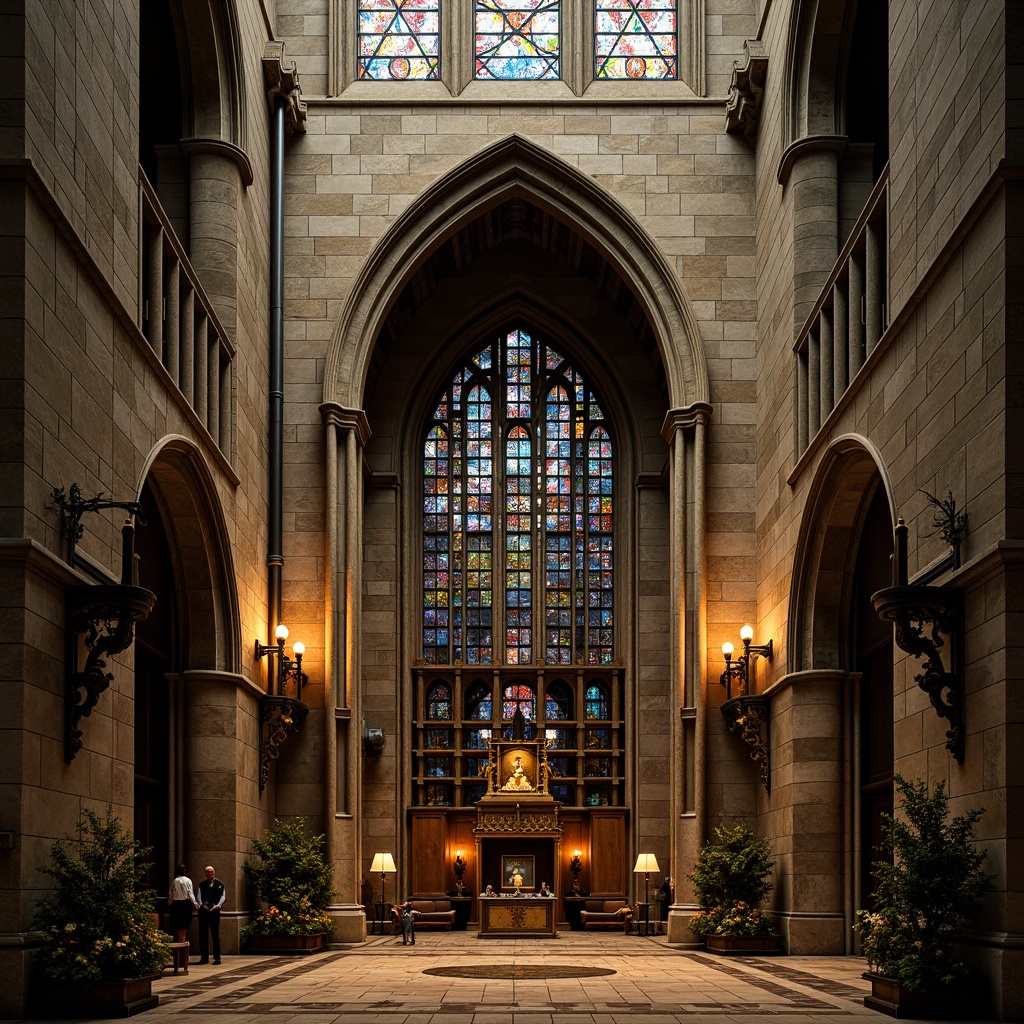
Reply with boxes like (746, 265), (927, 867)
(794, 170), (888, 456)
(139, 170), (233, 455)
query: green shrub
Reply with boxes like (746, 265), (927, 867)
(855, 774), (993, 991)
(689, 821), (775, 937)
(34, 809), (170, 983)
(242, 818), (334, 939)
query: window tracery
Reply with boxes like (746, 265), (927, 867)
(594, 0), (677, 79)
(357, 0), (441, 80)
(474, 0), (561, 80)
(422, 328), (614, 666)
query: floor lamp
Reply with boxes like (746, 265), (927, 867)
(370, 852), (396, 934)
(633, 853), (660, 936)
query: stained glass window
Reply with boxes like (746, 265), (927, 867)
(357, 0), (440, 80)
(423, 328), (614, 666)
(464, 681), (493, 720)
(503, 682), (536, 720)
(427, 681), (452, 719)
(594, 0), (677, 79)
(585, 683), (609, 719)
(545, 681), (572, 720)
(475, 1), (560, 80)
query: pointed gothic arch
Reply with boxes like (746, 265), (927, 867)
(322, 134), (708, 412)
(136, 436), (241, 673)
(788, 434), (895, 672)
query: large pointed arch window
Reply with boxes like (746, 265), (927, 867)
(423, 328), (614, 666)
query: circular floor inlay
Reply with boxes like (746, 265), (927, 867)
(424, 965), (616, 980)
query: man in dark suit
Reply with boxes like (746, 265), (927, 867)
(197, 865), (226, 965)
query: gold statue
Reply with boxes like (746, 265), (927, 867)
(501, 754), (534, 792)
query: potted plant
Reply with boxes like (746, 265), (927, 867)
(33, 808), (171, 1016)
(855, 774), (993, 1018)
(242, 818), (334, 952)
(688, 821), (779, 953)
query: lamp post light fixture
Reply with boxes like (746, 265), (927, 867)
(255, 623), (306, 699)
(569, 849), (583, 894)
(371, 852), (397, 907)
(633, 853), (660, 936)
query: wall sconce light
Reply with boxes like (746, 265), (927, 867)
(718, 625), (773, 793)
(569, 849), (583, 894)
(454, 849), (468, 895)
(370, 851), (397, 908)
(872, 515), (965, 762)
(52, 485), (155, 763)
(363, 726), (386, 755)
(254, 623), (309, 792)
(633, 853), (660, 936)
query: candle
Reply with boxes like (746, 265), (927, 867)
(121, 518), (135, 585)
(894, 517), (908, 587)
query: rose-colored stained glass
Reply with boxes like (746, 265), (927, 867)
(357, 0), (440, 80)
(475, 0), (560, 80)
(594, 0), (677, 80)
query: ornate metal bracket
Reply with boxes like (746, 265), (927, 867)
(66, 584), (156, 762)
(872, 585), (964, 762)
(258, 694), (309, 792)
(51, 484), (144, 566)
(721, 695), (771, 793)
(872, 515), (965, 762)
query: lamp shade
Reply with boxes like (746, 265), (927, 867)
(633, 853), (660, 873)
(370, 852), (396, 873)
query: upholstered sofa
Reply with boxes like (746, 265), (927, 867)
(579, 899), (633, 933)
(389, 899), (457, 931)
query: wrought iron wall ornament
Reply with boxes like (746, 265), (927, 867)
(65, 584), (156, 763)
(721, 695), (771, 793)
(872, 517), (965, 762)
(52, 483), (155, 763)
(258, 695), (310, 791)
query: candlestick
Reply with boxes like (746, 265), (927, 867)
(121, 518), (135, 585)
(894, 516), (908, 587)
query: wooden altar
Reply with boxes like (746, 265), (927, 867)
(478, 896), (558, 938)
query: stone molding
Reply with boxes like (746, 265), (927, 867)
(319, 402), (372, 447)
(180, 136), (254, 187)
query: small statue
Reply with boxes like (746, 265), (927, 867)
(501, 754), (534, 792)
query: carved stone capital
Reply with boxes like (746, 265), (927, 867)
(726, 40), (768, 136)
(262, 41), (307, 135)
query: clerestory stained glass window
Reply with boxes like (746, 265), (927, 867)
(422, 328), (614, 666)
(357, 0), (440, 80)
(475, 1), (560, 80)
(594, 0), (677, 79)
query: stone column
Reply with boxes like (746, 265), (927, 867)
(662, 404), (712, 944)
(180, 668), (264, 956)
(320, 403), (371, 942)
(180, 139), (254, 343)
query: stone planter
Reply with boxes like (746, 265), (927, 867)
(246, 933), (327, 954)
(704, 934), (781, 955)
(43, 974), (159, 1017)
(863, 972), (983, 1019)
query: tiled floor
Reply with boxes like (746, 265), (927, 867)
(27, 931), (1000, 1023)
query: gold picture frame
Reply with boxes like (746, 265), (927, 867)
(501, 855), (535, 891)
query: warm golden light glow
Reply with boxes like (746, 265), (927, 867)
(275, 623), (289, 642)
(370, 852), (396, 873)
(633, 853), (660, 873)
(292, 641), (304, 657)
(722, 641), (734, 658)
(573, 849), (582, 858)
(740, 624), (754, 642)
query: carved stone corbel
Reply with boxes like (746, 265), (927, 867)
(262, 41), (308, 135)
(726, 40), (768, 135)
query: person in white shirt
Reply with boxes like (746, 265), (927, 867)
(168, 863), (198, 949)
